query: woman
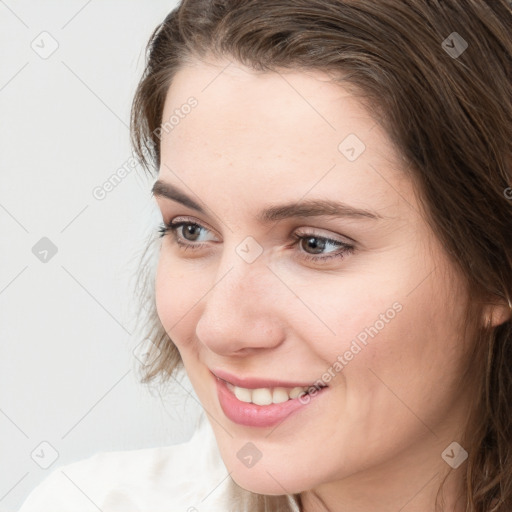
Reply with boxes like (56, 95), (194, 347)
(19, 0), (512, 511)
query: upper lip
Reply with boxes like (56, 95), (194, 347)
(210, 368), (327, 389)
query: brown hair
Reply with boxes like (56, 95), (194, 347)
(130, 1), (512, 510)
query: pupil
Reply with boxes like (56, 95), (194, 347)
(304, 237), (325, 254)
(185, 225), (200, 241)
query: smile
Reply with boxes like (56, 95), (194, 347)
(211, 370), (328, 427)
(225, 381), (324, 405)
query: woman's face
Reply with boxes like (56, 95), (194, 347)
(153, 57), (476, 499)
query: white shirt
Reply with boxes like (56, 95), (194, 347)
(18, 413), (300, 511)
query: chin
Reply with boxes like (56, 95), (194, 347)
(231, 473), (293, 496)
(228, 462), (312, 497)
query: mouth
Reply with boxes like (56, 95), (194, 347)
(220, 377), (326, 405)
(211, 370), (329, 427)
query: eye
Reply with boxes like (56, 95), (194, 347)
(291, 231), (355, 263)
(157, 218), (355, 264)
(158, 219), (218, 247)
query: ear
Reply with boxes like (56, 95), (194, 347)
(482, 297), (512, 328)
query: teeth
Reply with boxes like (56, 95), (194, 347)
(252, 388), (273, 406)
(272, 387), (290, 403)
(233, 385), (252, 403)
(289, 387), (307, 399)
(227, 382), (315, 405)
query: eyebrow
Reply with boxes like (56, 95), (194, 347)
(151, 179), (384, 222)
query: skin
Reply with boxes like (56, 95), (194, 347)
(153, 57), (510, 512)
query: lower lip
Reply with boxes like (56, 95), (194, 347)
(214, 375), (328, 428)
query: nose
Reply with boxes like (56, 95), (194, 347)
(195, 250), (286, 356)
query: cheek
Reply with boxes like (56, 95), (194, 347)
(154, 252), (198, 343)
(284, 271), (405, 366)
(155, 255), (173, 324)
(300, 256), (466, 395)
(334, 268), (470, 433)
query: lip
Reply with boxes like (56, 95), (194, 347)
(210, 368), (324, 389)
(212, 371), (328, 428)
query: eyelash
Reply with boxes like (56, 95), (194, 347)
(157, 220), (355, 264)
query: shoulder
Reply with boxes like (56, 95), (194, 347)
(18, 415), (235, 511)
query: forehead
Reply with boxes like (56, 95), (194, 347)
(162, 58), (374, 143)
(159, 58), (405, 212)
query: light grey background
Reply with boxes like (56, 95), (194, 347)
(0, 1), (203, 510)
